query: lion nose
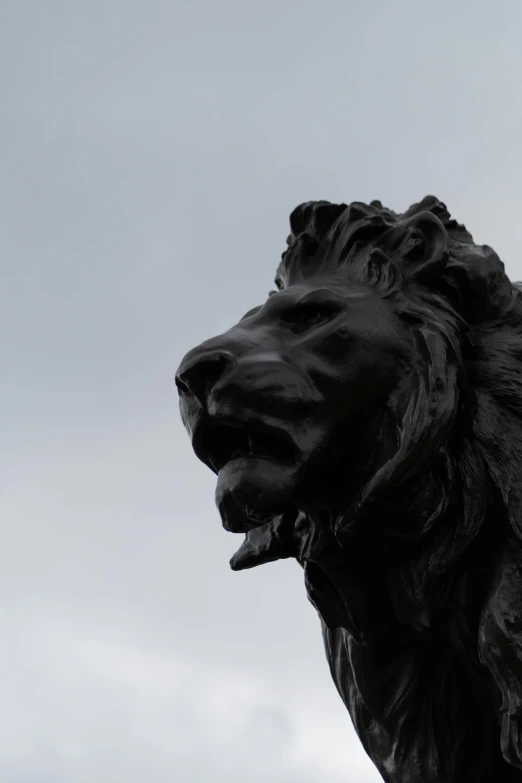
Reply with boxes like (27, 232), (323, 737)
(176, 349), (235, 406)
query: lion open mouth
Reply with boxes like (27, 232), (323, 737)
(191, 415), (300, 534)
(193, 417), (297, 474)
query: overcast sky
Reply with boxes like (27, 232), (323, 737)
(2, 1), (522, 781)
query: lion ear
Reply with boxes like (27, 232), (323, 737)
(380, 212), (450, 284)
(362, 248), (401, 291)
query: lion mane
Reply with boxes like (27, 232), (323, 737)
(233, 196), (522, 782)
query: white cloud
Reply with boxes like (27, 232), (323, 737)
(0, 601), (377, 782)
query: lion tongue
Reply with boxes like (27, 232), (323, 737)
(230, 513), (298, 571)
(230, 509), (331, 571)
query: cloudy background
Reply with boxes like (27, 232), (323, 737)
(2, 1), (522, 781)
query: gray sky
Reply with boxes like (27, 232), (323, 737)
(2, 1), (522, 781)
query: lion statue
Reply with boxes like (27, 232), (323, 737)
(176, 196), (522, 782)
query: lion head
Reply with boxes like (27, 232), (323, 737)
(176, 196), (522, 782)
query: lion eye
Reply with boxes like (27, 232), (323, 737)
(282, 305), (333, 335)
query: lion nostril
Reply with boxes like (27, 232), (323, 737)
(175, 376), (190, 396)
(176, 350), (234, 405)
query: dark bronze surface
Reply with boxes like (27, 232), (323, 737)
(177, 196), (522, 781)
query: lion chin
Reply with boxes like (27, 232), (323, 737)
(215, 455), (297, 534)
(177, 195), (522, 783)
